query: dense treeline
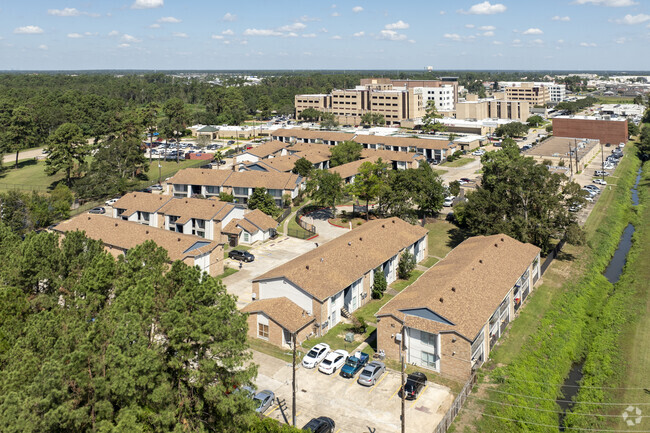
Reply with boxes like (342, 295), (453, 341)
(0, 227), (300, 432)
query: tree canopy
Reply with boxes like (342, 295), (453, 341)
(494, 122), (529, 138)
(330, 140), (362, 167)
(292, 157), (313, 178)
(421, 101), (446, 133)
(454, 143), (585, 253)
(0, 230), (274, 433)
(248, 187), (281, 216)
(45, 123), (88, 186)
(306, 169), (344, 212)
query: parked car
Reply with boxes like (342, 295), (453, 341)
(150, 184), (163, 191)
(302, 417), (335, 433)
(584, 196), (594, 203)
(253, 390), (275, 413)
(227, 140), (235, 145)
(302, 343), (330, 369)
(105, 198), (120, 206)
(357, 361), (386, 386)
(399, 372), (427, 400)
(471, 149), (485, 156)
(584, 185), (601, 193)
(139, 187), (153, 193)
(594, 170), (610, 177)
(569, 205), (582, 212)
(443, 196), (455, 207)
(340, 351), (369, 378)
(89, 207), (106, 214)
(582, 188), (597, 197)
(459, 177), (472, 184)
(318, 350), (348, 375)
(228, 250), (255, 262)
(593, 178), (607, 185)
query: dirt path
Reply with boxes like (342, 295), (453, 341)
(2, 148), (46, 164)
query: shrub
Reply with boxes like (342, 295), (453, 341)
(398, 250), (416, 280)
(371, 267), (387, 299)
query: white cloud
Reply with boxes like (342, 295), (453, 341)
(172, 32), (188, 38)
(523, 28), (543, 34)
(48, 7), (79, 16)
(378, 30), (407, 41)
(131, 0), (163, 9)
(14, 25), (44, 34)
(492, 40), (503, 45)
(331, 35), (342, 39)
(483, 31), (495, 36)
(552, 15), (571, 21)
(331, 12), (341, 17)
(239, 40), (247, 45)
(580, 41), (597, 46)
(557, 39), (565, 43)
(573, 0), (637, 6)
(302, 33), (316, 38)
(278, 23), (306, 32)
(385, 20), (409, 30)
(303, 51), (313, 56)
(459, 1), (507, 15)
(222, 29), (234, 35)
(352, 6), (363, 12)
(615, 36), (627, 43)
(531, 38), (544, 44)
(158, 16), (181, 23)
(149, 23), (161, 28)
(39, 44), (48, 50)
(67, 33), (83, 38)
(440, 10), (446, 15)
(222, 12), (236, 21)
(243, 28), (282, 36)
(465, 24), (475, 28)
(121, 34), (141, 43)
(443, 33), (462, 41)
(108, 30), (120, 37)
(320, 27), (328, 33)
(479, 25), (495, 30)
(211, 35), (224, 39)
(285, 32), (298, 38)
(353, 31), (365, 37)
(615, 13), (650, 24)
(300, 15), (320, 22)
(118, 43), (131, 48)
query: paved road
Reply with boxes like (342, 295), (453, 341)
(3, 147), (46, 164)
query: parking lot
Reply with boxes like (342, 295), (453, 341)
(252, 351), (453, 433)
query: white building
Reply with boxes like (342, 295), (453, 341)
(420, 85), (455, 112)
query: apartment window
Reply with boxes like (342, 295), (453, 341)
(258, 323), (269, 339)
(139, 212), (150, 223)
(421, 331), (437, 347)
(233, 187), (248, 196)
(421, 351), (438, 368)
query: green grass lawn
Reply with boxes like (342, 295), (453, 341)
(215, 267), (239, 280)
(145, 159), (206, 183)
(425, 220), (467, 258)
(390, 270), (423, 292)
(0, 159), (64, 191)
(353, 294), (393, 325)
(440, 157), (474, 168)
(286, 214), (313, 238)
(302, 322), (376, 354)
(247, 338), (293, 363)
(420, 256), (439, 268)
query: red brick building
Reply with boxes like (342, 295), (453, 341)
(552, 116), (628, 145)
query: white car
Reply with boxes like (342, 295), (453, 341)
(105, 198), (120, 206)
(593, 178), (607, 185)
(443, 197), (454, 207)
(472, 149), (485, 156)
(302, 343), (330, 369)
(318, 350), (348, 375)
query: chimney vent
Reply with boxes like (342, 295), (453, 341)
(501, 237), (505, 242)
(306, 265), (310, 270)
(451, 287), (456, 292)
(177, 238), (181, 242)
(114, 223), (118, 227)
(146, 230), (149, 234)
(348, 242), (352, 246)
(479, 259), (483, 264)
(359, 237), (363, 241)
(495, 243), (498, 247)
(439, 297), (444, 303)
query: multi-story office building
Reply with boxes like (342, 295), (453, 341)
(295, 78), (457, 126)
(498, 82), (565, 103)
(455, 94), (531, 122)
(502, 82), (551, 105)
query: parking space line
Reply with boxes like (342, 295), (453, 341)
(368, 372), (388, 393)
(335, 429), (341, 433)
(347, 377), (357, 387)
(410, 384), (429, 408)
(266, 405), (279, 417)
(389, 385), (400, 400)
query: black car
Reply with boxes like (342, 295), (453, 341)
(139, 187), (153, 193)
(228, 250), (255, 262)
(302, 417), (335, 433)
(399, 372), (427, 400)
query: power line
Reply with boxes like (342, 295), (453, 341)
(462, 409), (650, 432)
(468, 395), (650, 418)
(484, 388), (650, 406)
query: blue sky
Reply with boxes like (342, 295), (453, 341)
(1, 0), (649, 71)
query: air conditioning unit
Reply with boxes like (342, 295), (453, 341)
(395, 333), (402, 342)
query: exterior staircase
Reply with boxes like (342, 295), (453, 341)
(340, 307), (351, 319)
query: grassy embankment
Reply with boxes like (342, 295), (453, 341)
(450, 145), (641, 432)
(441, 157), (475, 168)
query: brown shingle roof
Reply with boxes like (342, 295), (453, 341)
(361, 148), (426, 164)
(53, 214), (223, 262)
(244, 209), (279, 232)
(286, 142), (332, 155)
(157, 197), (234, 225)
(377, 234), (540, 341)
(353, 134), (452, 150)
(330, 158), (376, 180)
(225, 171), (302, 190)
(254, 218), (428, 301)
(222, 219), (242, 235)
(272, 128), (355, 142)
(112, 193), (172, 217)
(242, 297), (315, 333)
(246, 140), (287, 158)
(168, 168), (232, 186)
(253, 154), (300, 172)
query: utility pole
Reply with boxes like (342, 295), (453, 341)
(292, 332), (297, 427)
(600, 141), (606, 181)
(400, 329), (406, 433)
(568, 143), (573, 178)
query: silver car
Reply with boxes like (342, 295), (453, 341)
(357, 361), (385, 386)
(253, 390), (275, 413)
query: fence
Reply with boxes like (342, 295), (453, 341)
(433, 373), (478, 433)
(294, 205), (318, 236)
(276, 207), (291, 223)
(287, 227), (316, 239)
(540, 239), (566, 275)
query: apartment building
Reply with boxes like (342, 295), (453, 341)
(503, 82), (550, 106)
(455, 94), (531, 122)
